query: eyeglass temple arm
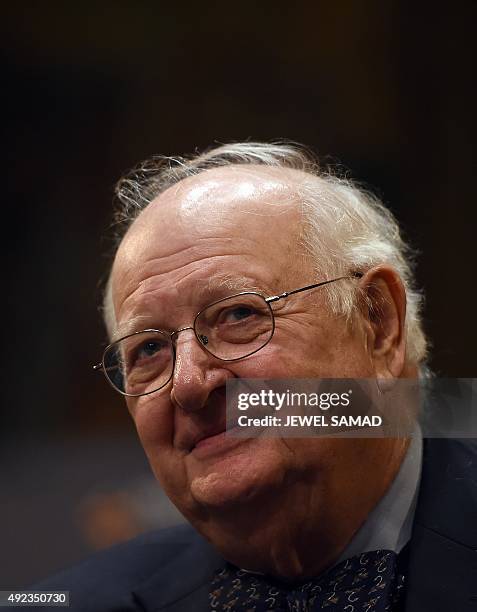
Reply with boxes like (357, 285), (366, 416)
(265, 272), (363, 303)
(94, 363), (122, 375)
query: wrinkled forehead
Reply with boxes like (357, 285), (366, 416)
(113, 165), (308, 277)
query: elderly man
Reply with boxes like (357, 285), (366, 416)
(38, 143), (476, 611)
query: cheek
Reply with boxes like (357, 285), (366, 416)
(273, 319), (372, 378)
(127, 393), (175, 449)
(127, 395), (191, 502)
(323, 332), (372, 377)
(240, 333), (366, 379)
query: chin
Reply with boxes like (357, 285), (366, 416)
(187, 439), (285, 509)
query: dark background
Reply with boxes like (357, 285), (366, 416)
(2, 2), (476, 587)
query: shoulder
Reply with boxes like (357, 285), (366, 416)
(33, 524), (212, 611)
(417, 437), (477, 546)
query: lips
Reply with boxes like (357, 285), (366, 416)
(190, 426), (249, 459)
(175, 385), (245, 456)
(178, 389), (229, 453)
(191, 424), (227, 451)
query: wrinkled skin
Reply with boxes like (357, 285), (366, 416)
(110, 165), (415, 578)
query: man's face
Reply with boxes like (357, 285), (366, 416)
(111, 166), (398, 572)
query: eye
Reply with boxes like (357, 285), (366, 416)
(137, 340), (167, 359)
(124, 339), (169, 370)
(219, 305), (256, 324)
(229, 306), (254, 321)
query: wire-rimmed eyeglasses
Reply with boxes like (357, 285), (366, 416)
(93, 273), (363, 397)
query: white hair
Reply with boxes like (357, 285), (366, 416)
(103, 142), (428, 366)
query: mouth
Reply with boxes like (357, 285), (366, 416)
(180, 385), (249, 458)
(192, 423), (226, 448)
(190, 423), (247, 458)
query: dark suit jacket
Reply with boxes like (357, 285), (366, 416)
(34, 439), (477, 611)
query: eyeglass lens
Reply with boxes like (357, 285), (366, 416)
(103, 293), (274, 396)
(103, 330), (174, 396)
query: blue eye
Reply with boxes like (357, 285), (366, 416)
(138, 340), (166, 359)
(229, 306), (254, 321)
(215, 305), (258, 325)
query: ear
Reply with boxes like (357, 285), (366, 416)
(358, 266), (407, 380)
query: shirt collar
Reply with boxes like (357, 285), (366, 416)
(335, 427), (423, 564)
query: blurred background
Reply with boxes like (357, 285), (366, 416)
(2, 1), (476, 587)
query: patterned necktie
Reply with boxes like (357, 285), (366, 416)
(209, 549), (406, 611)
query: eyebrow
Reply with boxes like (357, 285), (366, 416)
(206, 272), (267, 294)
(112, 314), (157, 342)
(112, 273), (274, 341)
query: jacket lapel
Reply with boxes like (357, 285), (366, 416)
(132, 532), (224, 611)
(404, 438), (477, 611)
(405, 523), (477, 612)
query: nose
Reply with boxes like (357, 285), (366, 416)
(170, 328), (233, 412)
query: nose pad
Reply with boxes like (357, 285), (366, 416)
(170, 328), (231, 413)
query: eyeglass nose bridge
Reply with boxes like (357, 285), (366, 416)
(170, 326), (210, 347)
